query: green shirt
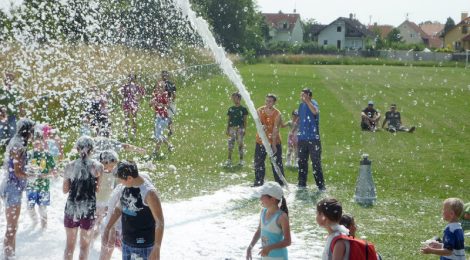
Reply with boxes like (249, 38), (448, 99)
(227, 105), (248, 128)
(27, 151), (56, 192)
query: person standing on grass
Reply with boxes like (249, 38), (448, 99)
(297, 88), (325, 191)
(247, 182), (291, 260)
(381, 104), (416, 133)
(253, 94), (285, 187)
(225, 92), (248, 167)
(63, 136), (103, 260)
(103, 161), (164, 260)
(285, 110), (299, 168)
(361, 101), (381, 132)
(150, 81), (173, 158)
(120, 74), (145, 140)
(1, 118), (35, 259)
(160, 71), (177, 137)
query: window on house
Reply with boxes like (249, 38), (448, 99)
(462, 26), (468, 34)
(337, 26), (342, 32)
(410, 34), (413, 38)
(323, 40), (328, 45)
(283, 22), (288, 29)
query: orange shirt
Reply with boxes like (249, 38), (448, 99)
(256, 106), (281, 145)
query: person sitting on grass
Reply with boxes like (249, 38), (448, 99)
(421, 198), (466, 259)
(361, 101), (381, 132)
(103, 161), (164, 260)
(381, 104), (415, 133)
(225, 92), (248, 167)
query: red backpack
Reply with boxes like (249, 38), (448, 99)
(330, 234), (378, 260)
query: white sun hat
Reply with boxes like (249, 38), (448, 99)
(257, 181), (284, 201)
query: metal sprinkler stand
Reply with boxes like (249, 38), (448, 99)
(354, 154), (377, 206)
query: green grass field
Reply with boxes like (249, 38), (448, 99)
(116, 64), (469, 259)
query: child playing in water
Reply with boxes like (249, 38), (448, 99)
(150, 81), (173, 158)
(316, 197), (350, 260)
(121, 74), (145, 140)
(225, 92), (248, 167)
(26, 125), (57, 229)
(285, 110), (299, 168)
(63, 136), (103, 260)
(93, 150), (118, 243)
(421, 198), (466, 259)
(247, 181), (291, 259)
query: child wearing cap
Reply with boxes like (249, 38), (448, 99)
(421, 198), (466, 259)
(285, 109), (299, 168)
(361, 101), (381, 132)
(247, 181), (291, 259)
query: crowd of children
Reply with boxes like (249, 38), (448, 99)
(0, 71), (467, 260)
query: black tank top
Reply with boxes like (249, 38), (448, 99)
(121, 185), (156, 247)
(65, 162), (97, 219)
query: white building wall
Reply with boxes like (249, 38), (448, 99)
(318, 21), (346, 49)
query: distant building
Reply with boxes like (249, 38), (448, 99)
(262, 11), (303, 44)
(368, 23), (393, 39)
(442, 12), (470, 51)
(419, 21), (444, 48)
(316, 14), (373, 50)
(397, 20), (429, 45)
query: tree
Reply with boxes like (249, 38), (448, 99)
(191, 0), (265, 53)
(386, 28), (402, 43)
(302, 18), (317, 42)
(443, 17), (455, 35)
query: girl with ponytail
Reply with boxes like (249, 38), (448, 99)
(247, 182), (291, 260)
(62, 136), (103, 260)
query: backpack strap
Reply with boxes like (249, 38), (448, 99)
(330, 234), (349, 253)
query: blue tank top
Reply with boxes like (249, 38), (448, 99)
(7, 152), (27, 190)
(260, 208), (288, 259)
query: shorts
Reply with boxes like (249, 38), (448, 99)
(3, 182), (25, 207)
(64, 214), (95, 230)
(228, 127), (245, 150)
(122, 243), (153, 260)
(123, 103), (139, 115)
(154, 117), (169, 141)
(27, 190), (50, 208)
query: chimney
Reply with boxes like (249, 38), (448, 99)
(293, 9), (296, 13)
(462, 12), (468, 21)
(349, 13), (354, 20)
(374, 22), (378, 27)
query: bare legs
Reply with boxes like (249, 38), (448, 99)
(4, 205), (21, 259)
(64, 227), (93, 260)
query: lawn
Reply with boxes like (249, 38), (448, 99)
(127, 63), (469, 259)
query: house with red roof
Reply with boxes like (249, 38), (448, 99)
(262, 11), (304, 44)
